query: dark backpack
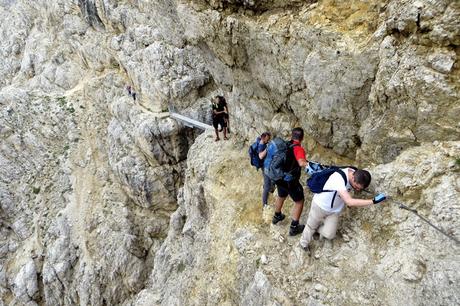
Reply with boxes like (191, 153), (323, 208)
(248, 138), (262, 170)
(306, 166), (355, 208)
(264, 137), (299, 182)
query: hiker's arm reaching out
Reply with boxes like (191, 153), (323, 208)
(259, 149), (267, 160)
(338, 190), (373, 207)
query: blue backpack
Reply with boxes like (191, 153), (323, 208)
(249, 137), (262, 170)
(307, 166), (355, 208)
(264, 137), (299, 182)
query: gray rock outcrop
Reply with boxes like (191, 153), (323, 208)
(0, 0), (458, 305)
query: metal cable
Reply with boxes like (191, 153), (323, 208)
(390, 199), (459, 245)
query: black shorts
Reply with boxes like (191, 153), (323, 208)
(212, 116), (227, 129)
(276, 179), (304, 202)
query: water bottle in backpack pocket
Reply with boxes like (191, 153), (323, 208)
(306, 161), (326, 176)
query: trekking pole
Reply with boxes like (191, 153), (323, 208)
(389, 198), (460, 245)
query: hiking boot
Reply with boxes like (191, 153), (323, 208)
(289, 224), (305, 236)
(272, 213), (285, 224)
(300, 244), (311, 256)
(313, 232), (320, 241)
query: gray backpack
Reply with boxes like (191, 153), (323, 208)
(263, 137), (299, 182)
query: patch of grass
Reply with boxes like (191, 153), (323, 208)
(456, 158), (460, 167)
(63, 144), (70, 151)
(32, 187), (40, 194)
(110, 59), (120, 69)
(67, 106), (75, 114)
(56, 96), (67, 107)
(177, 262), (186, 273)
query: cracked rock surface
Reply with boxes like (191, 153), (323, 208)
(0, 0), (458, 305)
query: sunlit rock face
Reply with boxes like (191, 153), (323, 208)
(0, 0), (458, 305)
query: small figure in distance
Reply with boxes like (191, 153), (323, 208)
(218, 96), (230, 134)
(211, 95), (228, 141)
(126, 85), (136, 101)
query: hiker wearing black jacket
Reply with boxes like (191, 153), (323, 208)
(271, 127), (308, 236)
(211, 95), (228, 141)
(299, 168), (386, 253)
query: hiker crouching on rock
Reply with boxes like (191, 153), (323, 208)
(299, 168), (387, 253)
(271, 127), (308, 236)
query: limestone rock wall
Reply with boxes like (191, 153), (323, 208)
(177, 0), (459, 162)
(0, 0), (458, 305)
(0, 0), (203, 305)
(134, 134), (460, 306)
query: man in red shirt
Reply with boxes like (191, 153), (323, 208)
(272, 127), (308, 236)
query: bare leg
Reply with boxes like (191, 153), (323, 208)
(274, 196), (286, 213)
(291, 199), (304, 221)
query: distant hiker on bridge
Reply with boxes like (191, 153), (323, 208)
(267, 127), (308, 236)
(299, 167), (387, 254)
(218, 96), (230, 134)
(211, 95), (228, 141)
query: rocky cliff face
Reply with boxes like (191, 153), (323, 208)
(0, 0), (458, 305)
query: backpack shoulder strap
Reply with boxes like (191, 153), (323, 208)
(337, 168), (347, 185)
(285, 142), (300, 174)
(328, 168), (347, 209)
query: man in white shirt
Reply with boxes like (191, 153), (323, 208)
(299, 168), (386, 253)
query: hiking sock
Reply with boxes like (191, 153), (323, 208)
(291, 220), (299, 227)
(275, 212), (282, 217)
